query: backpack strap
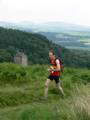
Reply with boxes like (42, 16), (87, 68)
(55, 58), (64, 72)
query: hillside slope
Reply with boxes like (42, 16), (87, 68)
(0, 27), (90, 68)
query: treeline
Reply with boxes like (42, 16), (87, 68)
(0, 27), (90, 68)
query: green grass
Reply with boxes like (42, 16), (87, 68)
(66, 31), (90, 37)
(0, 63), (90, 120)
(66, 46), (90, 51)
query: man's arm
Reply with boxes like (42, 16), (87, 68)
(50, 59), (61, 71)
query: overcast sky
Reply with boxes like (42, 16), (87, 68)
(0, 0), (90, 26)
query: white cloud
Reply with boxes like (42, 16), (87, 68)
(0, 0), (90, 26)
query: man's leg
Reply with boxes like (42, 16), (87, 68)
(56, 81), (65, 98)
(44, 79), (51, 98)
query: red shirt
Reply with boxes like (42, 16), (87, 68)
(50, 59), (60, 76)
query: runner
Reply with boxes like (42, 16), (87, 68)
(43, 50), (65, 100)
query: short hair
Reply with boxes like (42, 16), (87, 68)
(49, 50), (55, 55)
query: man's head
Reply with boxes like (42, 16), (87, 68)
(49, 51), (56, 60)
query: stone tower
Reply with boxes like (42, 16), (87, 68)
(14, 52), (28, 66)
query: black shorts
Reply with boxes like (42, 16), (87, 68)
(48, 75), (60, 84)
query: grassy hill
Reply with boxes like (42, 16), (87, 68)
(0, 27), (90, 68)
(0, 63), (90, 120)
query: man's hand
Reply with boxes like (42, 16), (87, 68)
(47, 66), (53, 72)
(47, 68), (52, 72)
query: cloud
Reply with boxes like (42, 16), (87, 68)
(0, 0), (90, 26)
(0, 0), (2, 1)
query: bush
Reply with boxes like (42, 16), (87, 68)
(0, 63), (27, 84)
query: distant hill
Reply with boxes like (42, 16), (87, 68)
(0, 21), (90, 50)
(0, 27), (90, 68)
(1, 21), (90, 32)
(39, 31), (90, 50)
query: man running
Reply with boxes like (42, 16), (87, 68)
(43, 51), (64, 99)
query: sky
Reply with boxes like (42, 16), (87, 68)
(0, 0), (90, 26)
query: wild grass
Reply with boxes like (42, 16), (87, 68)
(0, 63), (89, 120)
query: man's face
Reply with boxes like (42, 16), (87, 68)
(49, 52), (55, 59)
